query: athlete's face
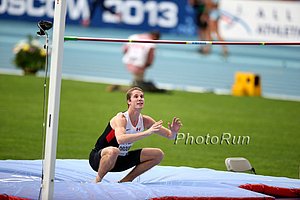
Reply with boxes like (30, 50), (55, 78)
(128, 90), (144, 109)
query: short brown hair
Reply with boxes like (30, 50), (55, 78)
(126, 87), (144, 102)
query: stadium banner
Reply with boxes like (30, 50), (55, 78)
(1, 0), (299, 40)
(219, 0), (300, 41)
(0, 0), (195, 34)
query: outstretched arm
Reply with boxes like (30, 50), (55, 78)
(112, 113), (163, 144)
(144, 115), (182, 139)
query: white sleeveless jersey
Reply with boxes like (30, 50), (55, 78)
(122, 34), (155, 67)
(118, 111), (144, 156)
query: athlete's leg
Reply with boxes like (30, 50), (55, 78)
(96, 147), (120, 183)
(119, 148), (164, 182)
(133, 72), (144, 83)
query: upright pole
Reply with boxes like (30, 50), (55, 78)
(41, 0), (66, 199)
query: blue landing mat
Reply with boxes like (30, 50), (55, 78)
(0, 160), (299, 199)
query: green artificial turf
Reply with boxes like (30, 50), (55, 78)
(0, 74), (299, 178)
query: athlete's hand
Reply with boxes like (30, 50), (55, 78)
(148, 120), (163, 134)
(168, 117), (182, 138)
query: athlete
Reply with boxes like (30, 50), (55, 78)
(207, 0), (228, 56)
(122, 31), (161, 90)
(89, 87), (182, 183)
(189, 0), (211, 54)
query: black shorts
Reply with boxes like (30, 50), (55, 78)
(89, 148), (142, 172)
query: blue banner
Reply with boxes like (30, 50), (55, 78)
(0, 0), (196, 35)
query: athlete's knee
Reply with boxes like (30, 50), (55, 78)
(102, 147), (120, 158)
(153, 148), (164, 162)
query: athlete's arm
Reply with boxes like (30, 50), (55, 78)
(112, 113), (162, 144)
(143, 115), (182, 139)
(145, 48), (155, 67)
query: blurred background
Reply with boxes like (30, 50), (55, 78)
(1, 0), (300, 100)
(1, 0), (300, 180)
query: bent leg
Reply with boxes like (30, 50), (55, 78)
(96, 147), (120, 183)
(119, 148), (164, 182)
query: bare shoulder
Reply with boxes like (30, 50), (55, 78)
(142, 114), (156, 129)
(111, 112), (126, 128)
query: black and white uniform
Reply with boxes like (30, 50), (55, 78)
(89, 111), (144, 172)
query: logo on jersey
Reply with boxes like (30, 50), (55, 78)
(136, 127), (141, 132)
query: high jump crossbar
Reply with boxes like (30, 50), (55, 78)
(64, 36), (300, 46)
